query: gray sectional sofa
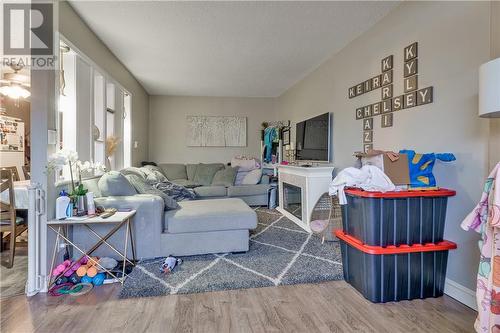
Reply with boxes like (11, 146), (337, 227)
(62, 162), (269, 260)
(158, 163), (270, 206)
(64, 177), (257, 259)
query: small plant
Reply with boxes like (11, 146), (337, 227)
(47, 150), (106, 199)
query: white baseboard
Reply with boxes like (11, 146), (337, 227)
(444, 278), (477, 310)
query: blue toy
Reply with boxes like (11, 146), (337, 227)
(55, 276), (68, 285)
(92, 273), (105, 286)
(399, 150), (456, 189)
(81, 275), (93, 284)
(68, 273), (80, 284)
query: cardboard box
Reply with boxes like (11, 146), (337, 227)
(354, 150), (410, 185)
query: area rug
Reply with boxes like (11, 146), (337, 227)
(119, 208), (343, 299)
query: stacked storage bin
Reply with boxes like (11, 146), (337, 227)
(336, 188), (457, 303)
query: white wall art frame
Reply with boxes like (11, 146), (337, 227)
(187, 116), (247, 147)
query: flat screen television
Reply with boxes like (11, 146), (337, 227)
(295, 112), (331, 162)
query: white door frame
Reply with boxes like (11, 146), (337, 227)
(25, 1), (59, 295)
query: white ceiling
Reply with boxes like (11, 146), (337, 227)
(69, 1), (399, 97)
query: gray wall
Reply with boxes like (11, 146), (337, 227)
(149, 96), (275, 164)
(490, 1), (500, 169)
(59, 1), (149, 167)
(274, 1), (490, 290)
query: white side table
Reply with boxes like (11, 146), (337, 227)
(47, 210), (136, 287)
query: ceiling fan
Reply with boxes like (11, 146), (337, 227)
(0, 63), (31, 100)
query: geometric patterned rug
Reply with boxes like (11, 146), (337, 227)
(119, 208), (343, 299)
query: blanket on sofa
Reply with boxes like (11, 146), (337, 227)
(121, 167), (197, 208)
(154, 181), (197, 202)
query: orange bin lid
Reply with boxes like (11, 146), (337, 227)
(335, 230), (457, 254)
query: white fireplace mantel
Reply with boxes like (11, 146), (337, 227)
(276, 165), (334, 232)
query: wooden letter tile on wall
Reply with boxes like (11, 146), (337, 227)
(372, 75), (381, 89)
(372, 102), (381, 116)
(356, 83), (364, 96)
(381, 84), (393, 100)
(382, 99), (392, 113)
(393, 95), (404, 111)
(363, 131), (373, 143)
(363, 118), (373, 130)
(349, 86), (356, 98)
(363, 105), (372, 118)
(356, 107), (364, 120)
(381, 55), (393, 72)
(364, 144), (373, 154)
(381, 113), (393, 128)
(404, 58), (418, 77)
(404, 92), (417, 109)
(364, 79), (372, 93)
(404, 42), (418, 62)
(404, 75), (418, 93)
(417, 87), (433, 105)
(382, 70), (393, 86)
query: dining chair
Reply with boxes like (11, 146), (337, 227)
(22, 165), (30, 180)
(0, 169), (27, 268)
(2, 166), (20, 182)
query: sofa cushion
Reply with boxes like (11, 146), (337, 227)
(193, 163), (224, 186)
(227, 184), (270, 197)
(98, 171), (137, 196)
(211, 166), (238, 187)
(164, 198), (257, 233)
(194, 186), (227, 198)
(158, 163), (187, 181)
(186, 164), (198, 181)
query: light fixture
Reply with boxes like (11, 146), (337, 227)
(479, 57), (500, 118)
(0, 63), (30, 106)
(0, 83), (31, 99)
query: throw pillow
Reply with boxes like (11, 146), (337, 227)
(152, 170), (168, 182)
(241, 169), (262, 185)
(212, 166), (239, 187)
(231, 156), (260, 171)
(120, 167), (147, 179)
(235, 170), (249, 185)
(143, 165), (167, 178)
(125, 175), (179, 210)
(140, 167), (168, 184)
(140, 167), (158, 183)
(98, 171), (137, 196)
(193, 164), (224, 186)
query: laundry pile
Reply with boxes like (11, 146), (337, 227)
(329, 165), (395, 204)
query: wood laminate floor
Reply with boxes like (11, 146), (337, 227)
(0, 280), (475, 333)
(0, 247), (28, 299)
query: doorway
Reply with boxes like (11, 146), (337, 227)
(0, 63), (31, 298)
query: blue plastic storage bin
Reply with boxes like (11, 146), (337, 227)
(336, 230), (456, 303)
(341, 188), (456, 247)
